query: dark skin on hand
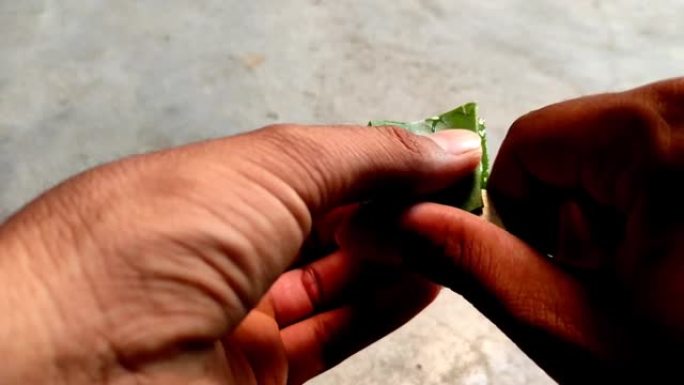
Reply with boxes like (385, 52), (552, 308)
(343, 77), (684, 384)
(0, 123), (482, 385)
(1, 77), (683, 385)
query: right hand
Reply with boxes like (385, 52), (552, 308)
(342, 78), (684, 383)
(485, 78), (684, 382)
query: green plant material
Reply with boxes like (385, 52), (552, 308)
(369, 102), (489, 212)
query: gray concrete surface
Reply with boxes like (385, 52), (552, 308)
(1, 1), (683, 384)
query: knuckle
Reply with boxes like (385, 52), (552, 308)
(508, 112), (533, 134)
(259, 124), (321, 161)
(262, 123), (299, 138)
(619, 80), (684, 167)
(642, 77), (684, 125)
(378, 125), (430, 157)
(642, 80), (684, 165)
(260, 124), (307, 151)
(504, 111), (545, 152)
(254, 124), (331, 210)
(616, 101), (673, 169)
(507, 106), (548, 138)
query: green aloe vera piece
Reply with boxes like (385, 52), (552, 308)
(369, 102), (489, 212)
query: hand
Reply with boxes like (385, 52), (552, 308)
(0, 124), (482, 384)
(342, 78), (684, 384)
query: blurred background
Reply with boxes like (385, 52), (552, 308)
(1, 1), (682, 384)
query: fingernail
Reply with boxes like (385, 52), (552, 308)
(428, 129), (482, 155)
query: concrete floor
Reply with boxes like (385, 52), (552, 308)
(1, 1), (683, 384)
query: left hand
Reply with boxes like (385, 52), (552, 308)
(0, 124), (481, 385)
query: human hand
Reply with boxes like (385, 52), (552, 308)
(0, 124), (482, 384)
(342, 78), (684, 384)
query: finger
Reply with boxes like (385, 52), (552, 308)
(232, 125), (482, 216)
(335, 200), (409, 267)
(397, 204), (593, 337)
(280, 272), (439, 385)
(341, 202), (592, 337)
(267, 250), (361, 328)
(223, 310), (288, 385)
(340, 202), (623, 380)
(294, 204), (358, 267)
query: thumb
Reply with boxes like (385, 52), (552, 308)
(234, 124), (483, 215)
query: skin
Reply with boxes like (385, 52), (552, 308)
(0, 124), (482, 384)
(2, 77), (683, 385)
(342, 77), (684, 384)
